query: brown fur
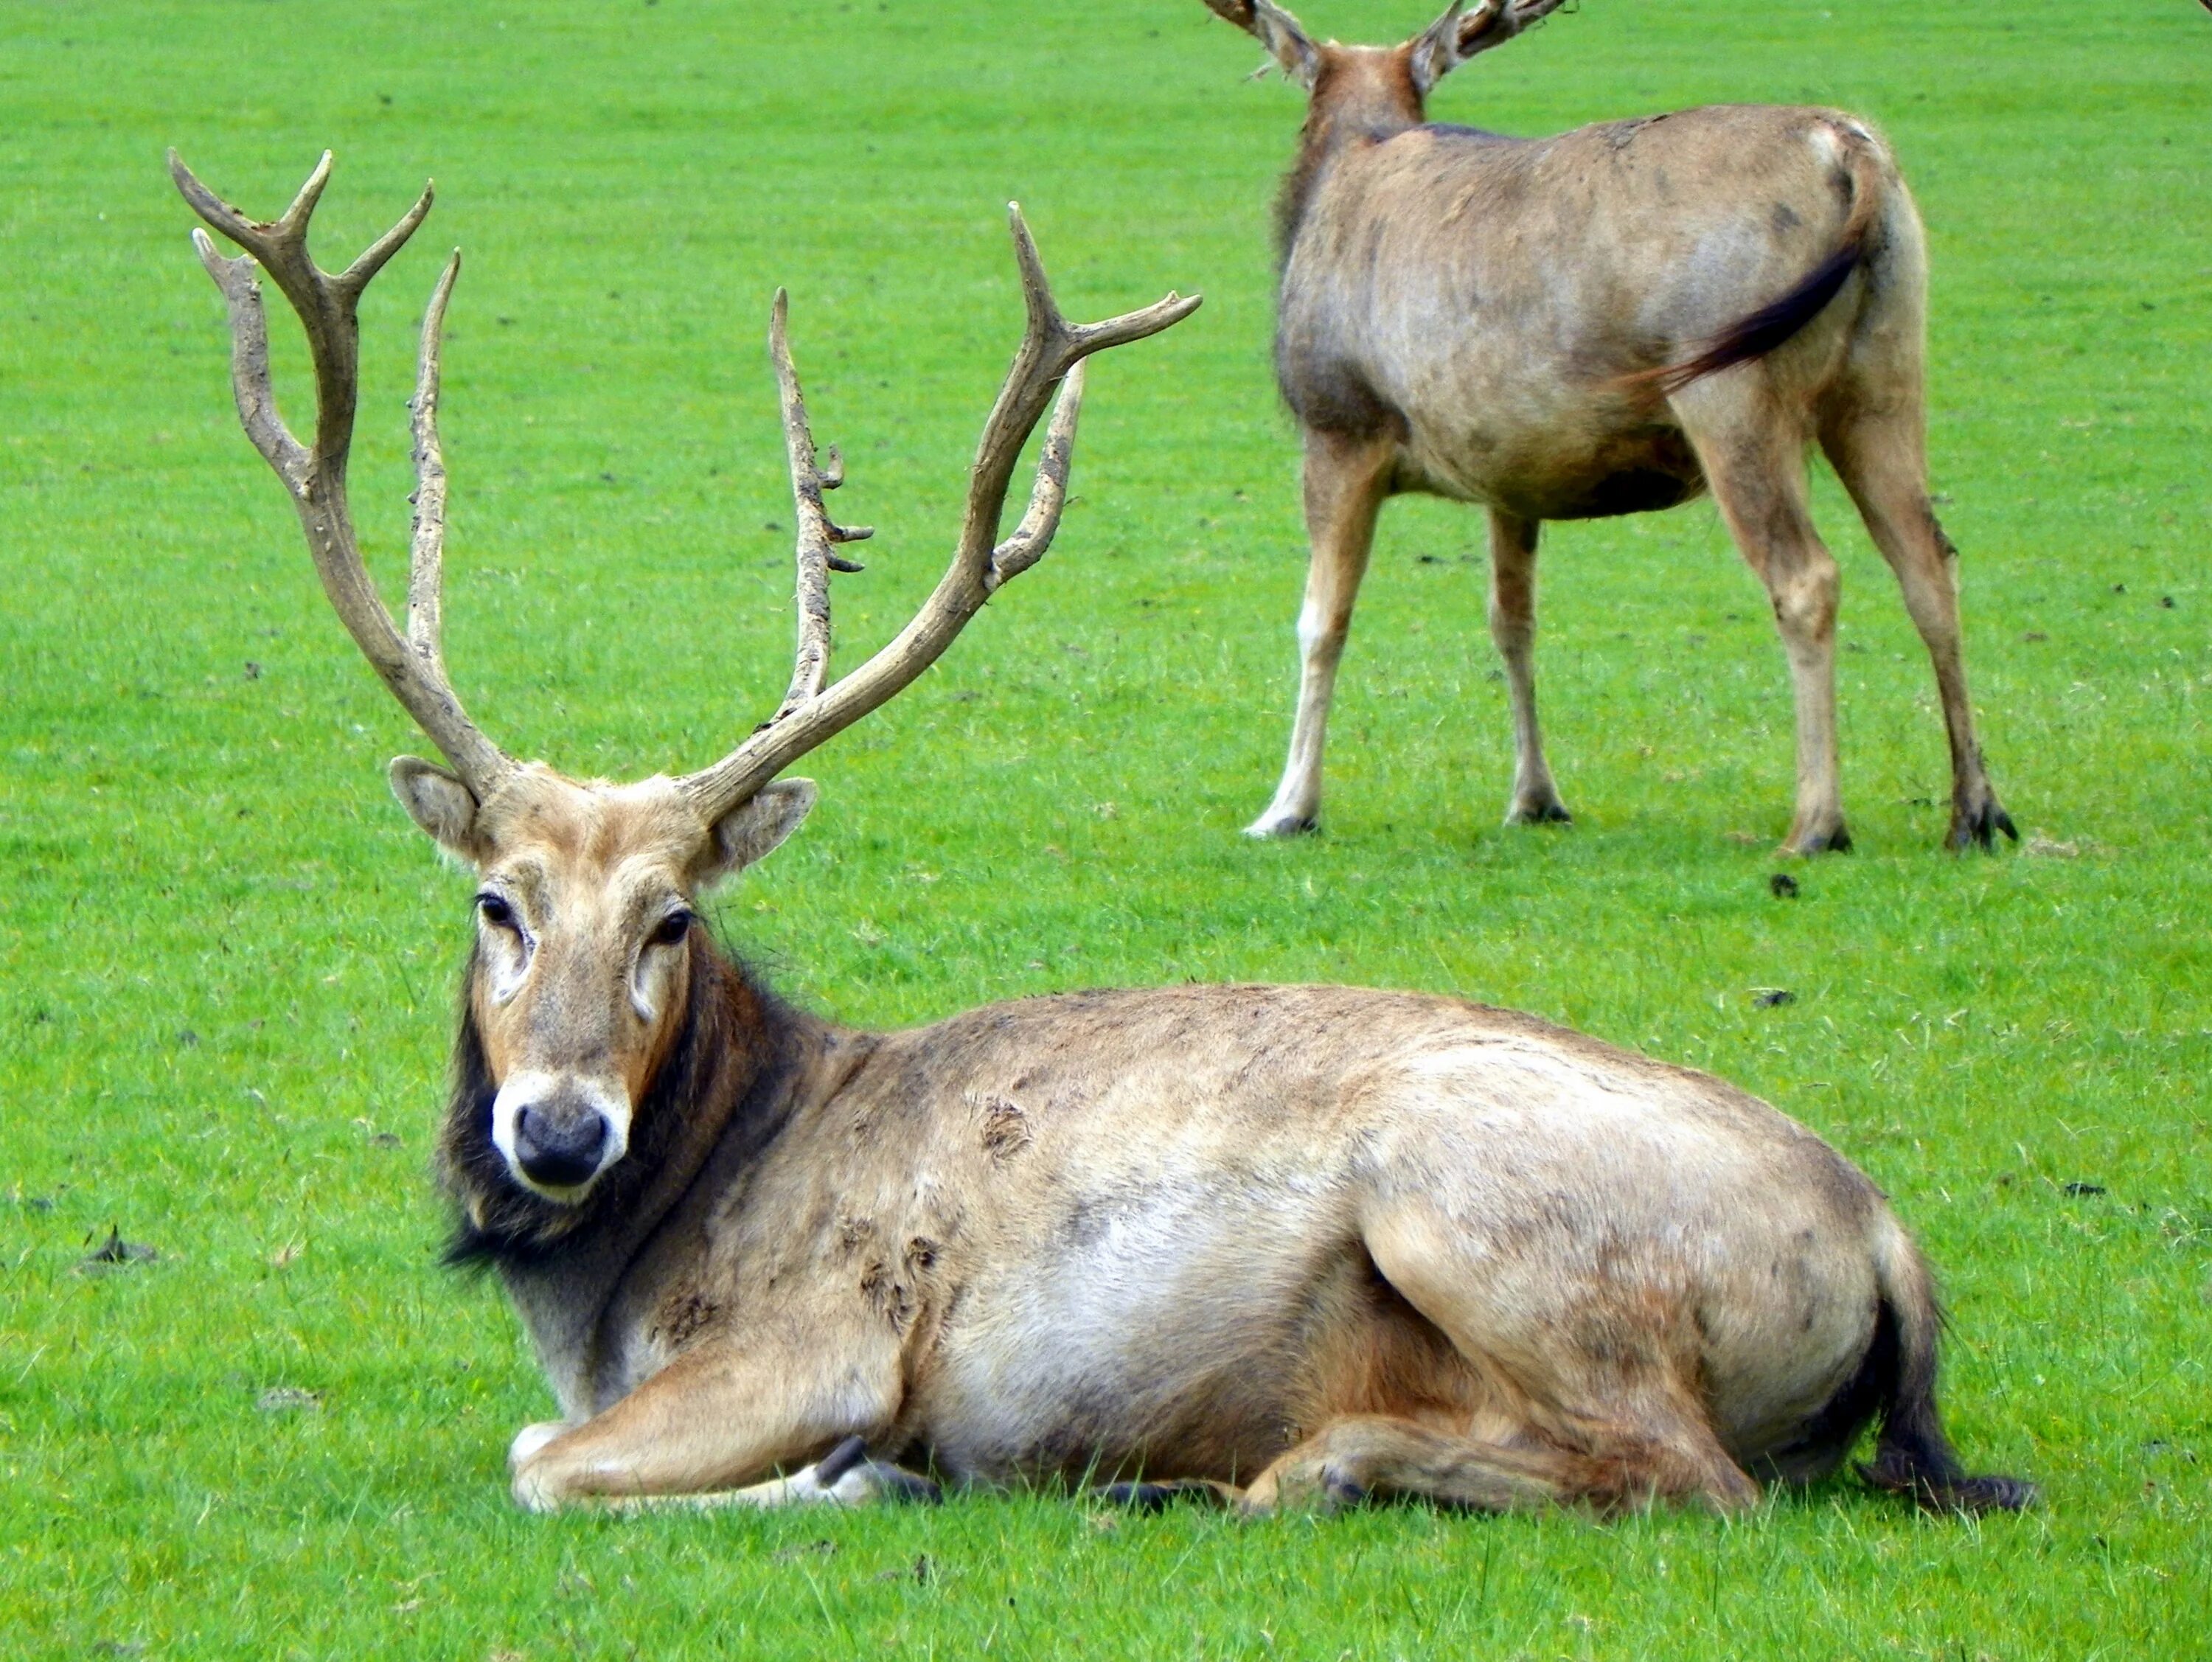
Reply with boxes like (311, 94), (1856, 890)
(1216, 0), (2017, 855)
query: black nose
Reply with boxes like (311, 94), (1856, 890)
(514, 1106), (609, 1189)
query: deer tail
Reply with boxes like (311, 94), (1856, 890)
(1618, 122), (1888, 403)
(1858, 1214), (2037, 1513)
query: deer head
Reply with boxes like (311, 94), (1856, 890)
(173, 152), (1197, 1202)
(1201, 0), (1569, 128)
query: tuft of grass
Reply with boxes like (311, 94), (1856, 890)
(1, 1), (2208, 1656)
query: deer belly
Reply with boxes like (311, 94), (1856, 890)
(916, 1179), (1352, 1484)
(1402, 419), (1706, 521)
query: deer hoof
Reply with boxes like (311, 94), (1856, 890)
(1504, 799), (1573, 827)
(1319, 1467), (1369, 1511)
(1784, 821), (1853, 856)
(827, 1461), (943, 1506)
(1097, 1478), (1237, 1512)
(1947, 799), (2018, 852)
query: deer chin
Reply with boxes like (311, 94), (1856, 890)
(489, 1071), (634, 1203)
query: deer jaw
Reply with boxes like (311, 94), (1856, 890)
(428, 768), (813, 1203)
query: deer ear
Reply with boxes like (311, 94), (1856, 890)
(389, 756), (484, 860)
(698, 778), (817, 887)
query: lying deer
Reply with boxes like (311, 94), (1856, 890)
(1207, 0), (2015, 855)
(174, 152), (2029, 1518)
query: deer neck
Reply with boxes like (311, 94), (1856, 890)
(439, 942), (826, 1414)
(1277, 61), (1426, 264)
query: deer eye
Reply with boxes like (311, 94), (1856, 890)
(476, 893), (517, 931)
(647, 910), (694, 948)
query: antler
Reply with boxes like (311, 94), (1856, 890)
(170, 150), (512, 796)
(765, 288), (874, 721)
(677, 206), (1200, 822)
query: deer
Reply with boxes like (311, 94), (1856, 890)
(173, 151), (2031, 1520)
(1203, 0), (2017, 857)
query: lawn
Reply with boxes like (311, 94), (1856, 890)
(1, 0), (2207, 1655)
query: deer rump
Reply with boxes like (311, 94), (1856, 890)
(455, 945), (2028, 1517)
(1276, 104), (1887, 521)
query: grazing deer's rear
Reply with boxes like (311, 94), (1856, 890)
(175, 151), (2028, 1521)
(1209, 0), (2015, 855)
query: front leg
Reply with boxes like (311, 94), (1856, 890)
(1486, 510), (1571, 826)
(509, 1335), (919, 1513)
(1247, 428), (1396, 838)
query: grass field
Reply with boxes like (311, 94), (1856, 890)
(3, 0), (2208, 1655)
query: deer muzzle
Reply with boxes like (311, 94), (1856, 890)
(490, 1071), (632, 1199)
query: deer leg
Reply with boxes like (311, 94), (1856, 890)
(545, 1436), (942, 1515)
(509, 1336), (925, 1513)
(1246, 430), (1396, 838)
(1239, 1413), (1754, 1517)
(1487, 510), (1571, 825)
(1821, 416), (2015, 851)
(1354, 1199), (1763, 1518)
(1683, 419), (1849, 855)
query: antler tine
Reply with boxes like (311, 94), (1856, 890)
(768, 288), (874, 723)
(964, 204), (1198, 590)
(406, 249), (463, 680)
(984, 362), (1084, 594)
(173, 150), (510, 794)
(187, 226), (310, 492)
(678, 212), (1200, 821)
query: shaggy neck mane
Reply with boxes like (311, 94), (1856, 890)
(439, 933), (799, 1270)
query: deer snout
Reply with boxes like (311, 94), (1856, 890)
(513, 1105), (608, 1189)
(490, 1072), (632, 1199)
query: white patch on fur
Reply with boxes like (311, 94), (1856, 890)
(478, 910), (535, 1004)
(630, 931), (684, 1024)
(509, 1420), (568, 1470)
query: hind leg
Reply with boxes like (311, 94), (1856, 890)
(1676, 393), (1849, 854)
(1240, 1414), (1756, 1517)
(1821, 411), (2015, 850)
(1247, 429), (1396, 837)
(1489, 510), (1572, 826)
(1358, 1206), (1762, 1517)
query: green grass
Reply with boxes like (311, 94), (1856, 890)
(3, 0), (2208, 1654)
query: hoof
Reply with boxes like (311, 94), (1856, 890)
(1097, 1478), (1234, 1513)
(510, 1462), (565, 1515)
(1783, 822), (1853, 856)
(1319, 1468), (1368, 1511)
(1947, 799), (2019, 852)
(1504, 799), (1573, 827)
(813, 1434), (869, 1487)
(1244, 810), (1318, 839)
(829, 1461), (943, 1507)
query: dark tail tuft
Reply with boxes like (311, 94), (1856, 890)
(1860, 1223), (2038, 1514)
(1861, 1445), (2039, 1515)
(1616, 122), (1885, 404)
(1625, 243), (1863, 402)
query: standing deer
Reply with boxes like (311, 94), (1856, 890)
(1207, 0), (2016, 855)
(174, 153), (2030, 1518)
